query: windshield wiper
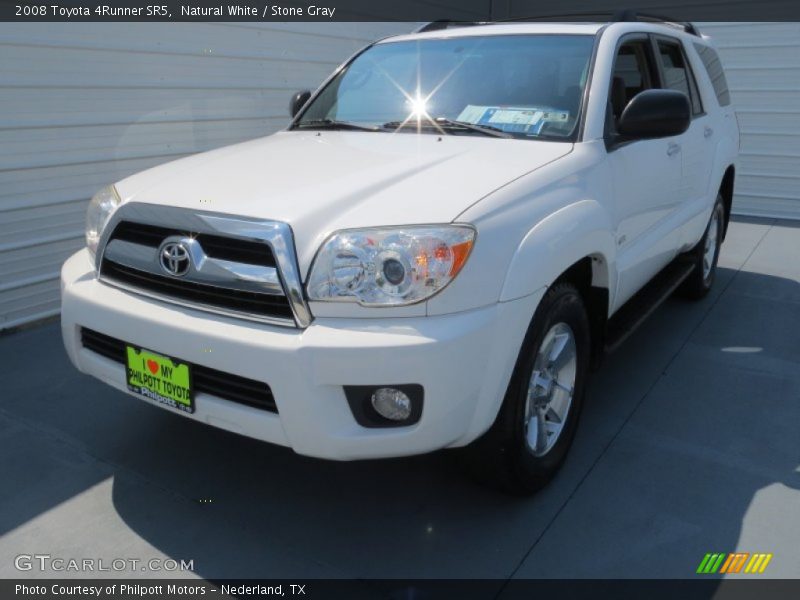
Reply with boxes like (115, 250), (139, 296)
(295, 118), (381, 132)
(381, 118), (512, 139)
(433, 117), (514, 138)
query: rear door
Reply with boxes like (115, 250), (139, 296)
(652, 35), (715, 248)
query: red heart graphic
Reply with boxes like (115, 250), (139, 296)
(147, 359), (159, 375)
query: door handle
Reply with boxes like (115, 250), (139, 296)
(667, 142), (681, 157)
(704, 126), (714, 138)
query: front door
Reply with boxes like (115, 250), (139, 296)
(606, 36), (683, 311)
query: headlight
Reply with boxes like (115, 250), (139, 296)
(86, 185), (121, 261)
(307, 225), (475, 306)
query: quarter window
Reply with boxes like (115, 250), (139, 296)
(656, 40), (703, 115)
(694, 43), (731, 106)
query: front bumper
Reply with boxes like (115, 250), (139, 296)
(61, 250), (542, 460)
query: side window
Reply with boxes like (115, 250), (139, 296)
(609, 41), (655, 128)
(694, 43), (731, 106)
(656, 40), (703, 115)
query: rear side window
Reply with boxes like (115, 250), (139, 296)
(694, 43), (731, 106)
(656, 40), (703, 115)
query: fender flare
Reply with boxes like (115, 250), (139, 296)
(499, 199), (617, 303)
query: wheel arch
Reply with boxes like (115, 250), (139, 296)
(719, 165), (735, 240)
(499, 199), (617, 305)
(498, 197), (615, 371)
(553, 256), (610, 369)
(463, 200), (615, 444)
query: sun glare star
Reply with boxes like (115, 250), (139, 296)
(409, 94), (428, 118)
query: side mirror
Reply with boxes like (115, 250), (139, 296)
(617, 89), (690, 140)
(289, 90), (312, 118)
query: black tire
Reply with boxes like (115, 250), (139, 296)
(461, 283), (591, 495)
(679, 194), (725, 300)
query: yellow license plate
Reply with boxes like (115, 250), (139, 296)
(126, 346), (193, 414)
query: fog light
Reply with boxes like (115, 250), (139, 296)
(370, 388), (412, 421)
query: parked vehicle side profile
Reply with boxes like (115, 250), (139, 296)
(61, 13), (739, 493)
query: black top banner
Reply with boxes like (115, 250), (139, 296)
(2, 0), (800, 22)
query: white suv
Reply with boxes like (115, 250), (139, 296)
(61, 16), (739, 493)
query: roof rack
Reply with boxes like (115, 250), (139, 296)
(499, 10), (701, 36)
(414, 20), (484, 34)
(415, 10), (699, 37)
(612, 9), (700, 36)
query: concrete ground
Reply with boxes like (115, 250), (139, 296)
(0, 217), (798, 586)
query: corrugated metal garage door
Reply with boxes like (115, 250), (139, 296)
(0, 22), (413, 330)
(700, 22), (800, 220)
(2, 22), (798, 330)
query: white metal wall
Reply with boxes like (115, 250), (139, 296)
(1, 22), (798, 330)
(0, 22), (413, 330)
(700, 22), (800, 220)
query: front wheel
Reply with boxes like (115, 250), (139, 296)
(462, 283), (591, 495)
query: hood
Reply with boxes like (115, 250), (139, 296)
(115, 130), (572, 271)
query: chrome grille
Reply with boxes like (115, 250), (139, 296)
(96, 204), (311, 328)
(101, 261), (295, 320)
(110, 221), (277, 267)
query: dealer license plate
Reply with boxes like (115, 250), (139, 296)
(125, 346), (194, 414)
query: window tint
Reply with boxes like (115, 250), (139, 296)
(657, 40), (703, 115)
(610, 42), (654, 126)
(694, 43), (731, 106)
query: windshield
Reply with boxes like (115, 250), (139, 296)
(295, 34), (595, 140)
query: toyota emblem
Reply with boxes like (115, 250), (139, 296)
(159, 241), (191, 276)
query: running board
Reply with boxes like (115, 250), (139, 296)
(604, 259), (695, 354)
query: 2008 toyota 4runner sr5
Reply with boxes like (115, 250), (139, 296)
(61, 17), (739, 493)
